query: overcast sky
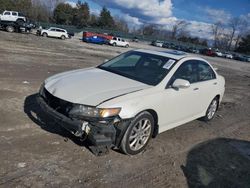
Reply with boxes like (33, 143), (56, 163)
(66, 0), (250, 39)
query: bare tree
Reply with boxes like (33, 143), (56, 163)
(227, 17), (242, 50)
(142, 24), (157, 36)
(211, 22), (223, 48)
(171, 20), (188, 39)
(234, 17), (249, 49)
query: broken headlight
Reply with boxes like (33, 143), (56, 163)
(69, 105), (121, 119)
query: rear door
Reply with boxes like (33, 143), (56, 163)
(11, 12), (18, 21)
(193, 60), (217, 113)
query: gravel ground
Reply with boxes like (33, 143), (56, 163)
(0, 31), (250, 188)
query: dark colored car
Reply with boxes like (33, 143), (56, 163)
(132, 37), (139, 42)
(200, 49), (216, 57)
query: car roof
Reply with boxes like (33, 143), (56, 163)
(50, 27), (66, 30)
(134, 49), (189, 60)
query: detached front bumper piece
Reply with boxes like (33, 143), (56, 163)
(37, 95), (131, 155)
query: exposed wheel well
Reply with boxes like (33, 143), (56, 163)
(145, 109), (159, 138)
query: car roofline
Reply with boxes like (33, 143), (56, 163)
(134, 49), (189, 60)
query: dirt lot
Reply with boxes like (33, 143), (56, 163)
(0, 31), (250, 188)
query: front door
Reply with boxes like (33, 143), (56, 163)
(159, 60), (202, 132)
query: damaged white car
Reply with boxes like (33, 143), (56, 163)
(38, 49), (225, 155)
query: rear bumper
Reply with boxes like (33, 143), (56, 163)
(37, 95), (131, 148)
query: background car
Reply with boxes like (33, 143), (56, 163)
(109, 37), (129, 47)
(151, 40), (164, 47)
(0, 10), (26, 25)
(215, 50), (223, 57)
(224, 52), (233, 59)
(200, 48), (216, 56)
(41, 27), (69, 40)
(132, 37), (139, 42)
(84, 35), (108, 44)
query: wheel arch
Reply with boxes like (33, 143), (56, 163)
(145, 109), (159, 138)
(214, 94), (220, 110)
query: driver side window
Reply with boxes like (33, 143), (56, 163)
(169, 61), (198, 85)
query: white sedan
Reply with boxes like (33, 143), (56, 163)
(38, 49), (225, 155)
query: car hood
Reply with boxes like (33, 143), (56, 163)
(44, 67), (150, 106)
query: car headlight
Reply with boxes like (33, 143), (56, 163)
(69, 105), (121, 119)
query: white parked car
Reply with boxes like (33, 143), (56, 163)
(0, 10), (26, 24)
(109, 37), (129, 47)
(225, 52), (233, 59)
(38, 50), (225, 155)
(41, 27), (69, 40)
(215, 50), (223, 57)
(152, 40), (164, 47)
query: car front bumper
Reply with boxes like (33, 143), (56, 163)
(37, 95), (131, 149)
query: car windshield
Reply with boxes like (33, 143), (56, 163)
(98, 51), (177, 86)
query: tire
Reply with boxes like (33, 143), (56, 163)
(120, 111), (154, 155)
(125, 44), (129, 48)
(6, 26), (14, 33)
(61, 35), (66, 40)
(42, 33), (48, 37)
(112, 42), (117, 46)
(202, 97), (219, 122)
(16, 19), (24, 26)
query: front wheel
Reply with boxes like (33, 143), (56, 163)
(202, 97), (219, 121)
(16, 19), (24, 26)
(61, 35), (66, 40)
(120, 111), (154, 155)
(125, 44), (129, 48)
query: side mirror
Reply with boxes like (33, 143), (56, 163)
(104, 59), (109, 63)
(172, 79), (190, 89)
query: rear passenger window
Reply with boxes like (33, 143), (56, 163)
(4, 12), (11, 15)
(12, 12), (17, 16)
(197, 61), (216, 81)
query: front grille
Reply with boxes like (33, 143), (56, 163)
(42, 88), (73, 117)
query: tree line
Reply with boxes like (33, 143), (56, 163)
(212, 17), (250, 52)
(0, 0), (129, 32)
(0, 0), (249, 53)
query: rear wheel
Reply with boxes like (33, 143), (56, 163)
(120, 111), (154, 155)
(6, 26), (14, 33)
(202, 97), (219, 121)
(112, 42), (117, 46)
(42, 33), (48, 37)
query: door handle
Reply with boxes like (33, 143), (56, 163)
(193, 88), (199, 91)
(213, 82), (217, 85)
